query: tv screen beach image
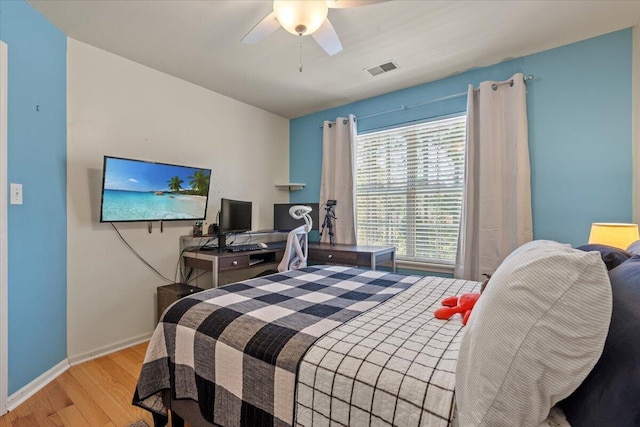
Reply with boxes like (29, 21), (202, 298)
(101, 157), (211, 222)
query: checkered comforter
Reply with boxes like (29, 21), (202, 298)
(296, 276), (481, 427)
(133, 265), (422, 427)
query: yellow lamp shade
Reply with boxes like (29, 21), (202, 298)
(588, 223), (640, 250)
(273, 0), (328, 35)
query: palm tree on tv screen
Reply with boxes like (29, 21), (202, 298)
(188, 169), (210, 196)
(167, 176), (183, 192)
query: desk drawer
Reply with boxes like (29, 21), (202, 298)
(309, 249), (358, 265)
(219, 255), (250, 271)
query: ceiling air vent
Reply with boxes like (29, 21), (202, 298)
(365, 61), (399, 77)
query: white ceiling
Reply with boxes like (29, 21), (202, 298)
(29, 0), (640, 119)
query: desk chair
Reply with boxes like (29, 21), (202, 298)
(277, 205), (313, 272)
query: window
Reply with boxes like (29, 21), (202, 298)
(356, 114), (466, 265)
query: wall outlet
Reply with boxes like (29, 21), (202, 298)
(10, 183), (22, 205)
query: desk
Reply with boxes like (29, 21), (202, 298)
(182, 241), (396, 288)
(183, 247), (283, 288)
(307, 243), (396, 272)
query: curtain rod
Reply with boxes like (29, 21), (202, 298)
(320, 74), (534, 127)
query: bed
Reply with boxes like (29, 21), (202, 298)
(134, 240), (640, 427)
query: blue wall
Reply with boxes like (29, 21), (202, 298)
(290, 29), (633, 249)
(0, 0), (67, 394)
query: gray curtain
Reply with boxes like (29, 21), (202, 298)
(454, 73), (533, 280)
(319, 114), (357, 244)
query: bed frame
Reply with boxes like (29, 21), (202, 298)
(156, 390), (216, 427)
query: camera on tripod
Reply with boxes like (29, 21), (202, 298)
(320, 199), (337, 245)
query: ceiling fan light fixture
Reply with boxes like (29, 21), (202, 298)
(273, 0), (329, 35)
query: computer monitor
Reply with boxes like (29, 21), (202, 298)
(273, 203), (319, 231)
(220, 198), (252, 234)
(218, 198), (252, 251)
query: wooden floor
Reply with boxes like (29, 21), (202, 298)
(0, 342), (170, 427)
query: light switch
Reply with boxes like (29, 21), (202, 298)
(10, 183), (22, 205)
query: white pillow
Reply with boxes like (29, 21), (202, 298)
(455, 240), (612, 427)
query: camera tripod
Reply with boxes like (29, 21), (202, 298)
(319, 203), (337, 245)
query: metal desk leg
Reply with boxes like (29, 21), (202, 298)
(392, 249), (396, 272)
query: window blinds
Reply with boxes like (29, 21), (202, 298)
(356, 114), (466, 264)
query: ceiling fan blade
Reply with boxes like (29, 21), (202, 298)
(312, 18), (343, 56)
(241, 11), (281, 45)
(326, 0), (388, 8)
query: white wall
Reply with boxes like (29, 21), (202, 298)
(67, 39), (290, 361)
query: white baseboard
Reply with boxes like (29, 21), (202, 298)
(68, 332), (152, 366)
(7, 358), (70, 411)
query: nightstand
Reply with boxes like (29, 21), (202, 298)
(157, 283), (204, 323)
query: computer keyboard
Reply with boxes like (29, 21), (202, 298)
(226, 244), (262, 253)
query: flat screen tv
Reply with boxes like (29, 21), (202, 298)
(274, 203), (319, 231)
(219, 198), (252, 234)
(100, 156), (211, 222)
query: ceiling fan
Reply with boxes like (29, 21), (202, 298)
(241, 0), (387, 56)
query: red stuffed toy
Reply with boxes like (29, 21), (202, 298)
(434, 293), (481, 325)
(434, 274), (490, 325)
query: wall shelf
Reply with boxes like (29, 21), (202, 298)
(275, 183), (306, 191)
